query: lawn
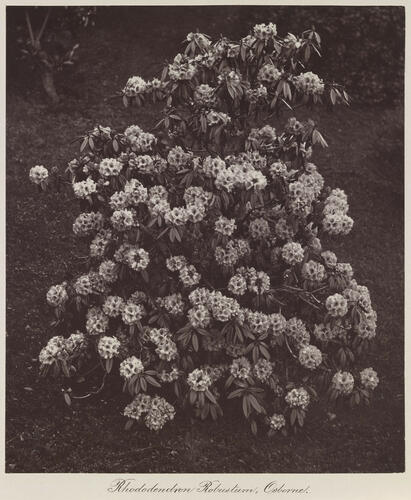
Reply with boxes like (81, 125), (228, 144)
(6, 7), (404, 473)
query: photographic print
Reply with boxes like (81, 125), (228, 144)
(5, 1), (405, 482)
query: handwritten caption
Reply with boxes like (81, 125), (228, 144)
(108, 479), (311, 495)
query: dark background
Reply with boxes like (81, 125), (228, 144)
(6, 6), (404, 472)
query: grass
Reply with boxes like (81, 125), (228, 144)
(6, 7), (404, 473)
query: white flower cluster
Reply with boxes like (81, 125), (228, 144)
(288, 170), (323, 217)
(253, 358), (274, 382)
(188, 288), (243, 323)
(73, 212), (104, 237)
(298, 345), (322, 370)
(200, 156), (226, 178)
(194, 84), (216, 107)
(168, 53), (197, 81)
(186, 32), (211, 49)
(282, 242), (304, 265)
(159, 366), (180, 383)
(29, 165), (48, 185)
(332, 371), (354, 395)
(98, 260), (118, 283)
(90, 230), (112, 258)
(275, 217), (296, 241)
(360, 367), (379, 390)
(232, 266), (270, 295)
(99, 158), (123, 178)
(323, 188), (354, 235)
(110, 208), (136, 231)
(283, 33), (302, 49)
(253, 22), (277, 40)
(122, 301), (146, 325)
(46, 283), (68, 307)
(301, 260), (326, 283)
(246, 85), (268, 104)
(246, 309), (272, 335)
(124, 394), (175, 431)
(187, 368), (212, 391)
(166, 255), (187, 271)
(343, 280), (377, 340)
(285, 317), (310, 347)
(103, 295), (125, 318)
(98, 336), (121, 359)
(119, 356), (144, 379)
(167, 145), (193, 169)
(206, 110), (231, 126)
(215, 238), (251, 267)
(325, 293), (348, 318)
(124, 125), (157, 153)
(114, 244), (150, 271)
(188, 305), (211, 328)
(285, 387), (310, 410)
(258, 64), (282, 85)
(73, 274), (93, 296)
(321, 250), (338, 268)
(313, 322), (345, 342)
(268, 413), (286, 431)
(39, 333), (87, 365)
(249, 217), (270, 239)
(73, 177), (97, 199)
(294, 72), (324, 95)
(125, 178), (148, 205)
(230, 356), (252, 380)
(86, 306), (109, 335)
(216, 159), (267, 193)
(123, 76), (148, 96)
(215, 216), (236, 236)
(148, 328), (178, 361)
(156, 293), (185, 316)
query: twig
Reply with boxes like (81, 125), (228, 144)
(37, 8), (51, 42)
(6, 435), (19, 445)
(71, 371), (108, 400)
(25, 10), (35, 46)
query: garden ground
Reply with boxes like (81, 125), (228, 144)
(6, 7), (404, 472)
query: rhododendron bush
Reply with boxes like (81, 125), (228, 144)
(29, 24), (379, 436)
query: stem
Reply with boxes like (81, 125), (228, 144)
(25, 10), (35, 46)
(41, 69), (60, 104)
(71, 371), (108, 400)
(37, 8), (51, 42)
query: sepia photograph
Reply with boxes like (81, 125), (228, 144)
(5, 1), (405, 481)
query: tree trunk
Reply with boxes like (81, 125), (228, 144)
(41, 69), (60, 104)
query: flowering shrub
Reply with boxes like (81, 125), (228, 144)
(30, 24), (379, 436)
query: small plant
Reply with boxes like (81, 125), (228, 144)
(16, 6), (96, 103)
(30, 23), (378, 436)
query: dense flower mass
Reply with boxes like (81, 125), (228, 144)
(33, 22), (377, 437)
